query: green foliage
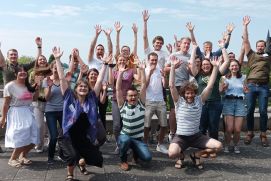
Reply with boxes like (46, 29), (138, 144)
(18, 56), (34, 64)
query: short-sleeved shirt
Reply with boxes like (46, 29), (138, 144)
(144, 47), (168, 69)
(120, 100), (145, 138)
(88, 58), (108, 82)
(3, 81), (33, 107)
(175, 96), (202, 136)
(246, 50), (271, 82)
(145, 67), (164, 101)
(1, 61), (35, 85)
(196, 72), (222, 101)
(166, 51), (191, 87)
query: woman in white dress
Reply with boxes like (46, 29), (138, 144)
(0, 65), (39, 167)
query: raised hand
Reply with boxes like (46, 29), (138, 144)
(138, 60), (146, 70)
(142, 10), (150, 22)
(80, 64), (89, 74)
(149, 64), (156, 74)
(52, 47), (63, 59)
(243, 16), (251, 26)
(186, 22), (194, 32)
(114, 21), (123, 32)
(170, 56), (182, 69)
(132, 23), (138, 33)
(166, 43), (173, 54)
(210, 56), (220, 67)
(101, 54), (113, 64)
(34, 75), (44, 87)
(102, 82), (108, 91)
(35, 37), (42, 47)
(218, 39), (226, 48)
(226, 23), (235, 33)
(47, 76), (53, 87)
(103, 28), (113, 36)
(94, 24), (102, 35)
(72, 48), (79, 58)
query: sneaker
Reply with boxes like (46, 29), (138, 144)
(156, 144), (168, 154)
(47, 158), (54, 165)
(168, 133), (175, 143)
(120, 162), (129, 171)
(224, 146), (229, 153)
(234, 146), (240, 154)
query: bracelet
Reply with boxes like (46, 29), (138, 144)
(227, 33), (231, 36)
(38, 46), (42, 48)
(104, 62), (108, 65)
(109, 64), (115, 68)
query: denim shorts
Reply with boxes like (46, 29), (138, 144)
(222, 98), (247, 117)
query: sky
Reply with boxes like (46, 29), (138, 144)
(0, 0), (270, 63)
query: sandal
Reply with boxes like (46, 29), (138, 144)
(190, 153), (203, 170)
(175, 151), (185, 169)
(18, 157), (32, 165)
(78, 165), (90, 175)
(260, 134), (269, 147)
(65, 174), (74, 181)
(244, 133), (254, 145)
(8, 159), (22, 168)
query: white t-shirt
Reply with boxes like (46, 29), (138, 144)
(145, 67), (164, 101)
(88, 58), (108, 82)
(144, 47), (168, 69)
(4, 81), (33, 107)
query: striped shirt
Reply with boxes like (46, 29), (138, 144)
(175, 96), (202, 136)
(120, 100), (145, 138)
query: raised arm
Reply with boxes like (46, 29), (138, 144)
(114, 21), (122, 58)
(218, 40), (230, 74)
(142, 10), (150, 51)
(53, 47), (68, 95)
(242, 16), (252, 55)
(100, 82), (108, 104)
(201, 58), (219, 103)
(103, 28), (113, 56)
(189, 43), (198, 76)
(88, 25), (102, 62)
(186, 22), (197, 44)
(93, 54), (112, 97)
(35, 37), (42, 59)
(238, 42), (245, 65)
(132, 23), (138, 56)
(116, 67), (126, 107)
(138, 61), (147, 104)
(169, 57), (182, 103)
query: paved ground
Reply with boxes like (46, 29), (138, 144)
(1, 132), (271, 181)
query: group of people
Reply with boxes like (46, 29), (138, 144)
(0, 10), (270, 180)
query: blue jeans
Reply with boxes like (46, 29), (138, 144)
(45, 111), (63, 159)
(200, 100), (223, 140)
(246, 83), (269, 132)
(118, 134), (152, 163)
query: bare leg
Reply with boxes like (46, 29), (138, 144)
(233, 117), (243, 145)
(143, 127), (150, 144)
(224, 116), (234, 146)
(169, 109), (176, 134)
(158, 127), (167, 145)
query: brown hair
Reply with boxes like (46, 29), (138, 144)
(225, 59), (242, 79)
(256, 40), (266, 47)
(179, 81), (198, 97)
(152, 36), (164, 44)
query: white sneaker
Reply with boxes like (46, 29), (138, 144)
(234, 146), (240, 154)
(224, 146), (229, 153)
(156, 144), (168, 154)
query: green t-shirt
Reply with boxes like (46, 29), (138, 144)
(196, 72), (222, 101)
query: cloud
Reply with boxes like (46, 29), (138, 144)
(0, 5), (81, 18)
(113, 2), (143, 13)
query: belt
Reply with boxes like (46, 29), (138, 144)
(225, 95), (244, 100)
(247, 79), (268, 85)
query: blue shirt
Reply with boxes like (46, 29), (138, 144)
(62, 88), (99, 143)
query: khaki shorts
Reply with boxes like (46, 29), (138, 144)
(144, 100), (167, 128)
